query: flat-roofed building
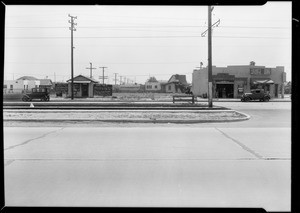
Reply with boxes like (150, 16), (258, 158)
(192, 65), (286, 98)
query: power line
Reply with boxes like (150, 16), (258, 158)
(6, 35), (291, 39)
(5, 25), (290, 29)
(6, 61), (292, 65)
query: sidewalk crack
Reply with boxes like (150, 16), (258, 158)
(4, 127), (65, 151)
(215, 128), (264, 160)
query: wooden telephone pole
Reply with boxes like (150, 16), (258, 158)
(201, 6), (220, 108)
(113, 73), (118, 85)
(68, 14), (77, 100)
(99, 67), (108, 84)
(86, 62), (97, 78)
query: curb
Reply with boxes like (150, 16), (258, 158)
(3, 109), (236, 113)
(3, 111), (251, 124)
(3, 117), (250, 123)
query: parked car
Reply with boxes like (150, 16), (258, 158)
(22, 88), (50, 102)
(241, 89), (270, 102)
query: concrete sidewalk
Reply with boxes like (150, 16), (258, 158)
(4, 127), (291, 211)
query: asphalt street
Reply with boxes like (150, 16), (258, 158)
(3, 101), (291, 211)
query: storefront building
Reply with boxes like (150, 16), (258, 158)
(192, 65), (286, 98)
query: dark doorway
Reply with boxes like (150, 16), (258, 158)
(275, 84), (278, 98)
(82, 84), (89, 97)
(216, 84), (234, 98)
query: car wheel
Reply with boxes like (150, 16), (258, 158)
(22, 96), (28, 102)
(244, 97), (250, 102)
(263, 97), (270, 102)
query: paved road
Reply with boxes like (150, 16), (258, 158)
(204, 101), (291, 128)
(3, 102), (291, 211)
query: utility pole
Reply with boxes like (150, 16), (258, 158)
(68, 14), (77, 100)
(113, 73), (118, 85)
(201, 6), (220, 108)
(119, 76), (122, 85)
(86, 62), (97, 78)
(208, 6), (213, 107)
(99, 66), (108, 84)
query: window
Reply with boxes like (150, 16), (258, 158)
(168, 85), (171, 90)
(146, 85), (152, 89)
(10, 85), (13, 90)
(154, 85), (157, 89)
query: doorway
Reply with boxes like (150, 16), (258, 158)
(216, 84), (234, 98)
(82, 84), (89, 97)
(275, 84), (278, 98)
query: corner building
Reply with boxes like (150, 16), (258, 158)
(192, 65), (286, 99)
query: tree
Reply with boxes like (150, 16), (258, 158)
(250, 61), (256, 66)
(147, 76), (158, 82)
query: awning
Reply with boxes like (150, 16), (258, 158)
(253, 80), (274, 84)
(266, 80), (274, 84)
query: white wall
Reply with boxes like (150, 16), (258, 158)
(4, 79), (37, 93)
(145, 82), (161, 91)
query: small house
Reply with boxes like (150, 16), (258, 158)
(165, 74), (188, 93)
(66, 75), (99, 98)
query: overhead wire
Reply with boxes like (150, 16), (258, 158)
(5, 35), (291, 39)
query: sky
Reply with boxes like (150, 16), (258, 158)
(4, 2), (292, 84)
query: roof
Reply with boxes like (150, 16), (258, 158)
(17, 76), (38, 80)
(168, 74), (188, 85)
(39, 79), (53, 86)
(66, 75), (99, 83)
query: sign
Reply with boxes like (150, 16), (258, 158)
(238, 88), (244, 93)
(213, 73), (235, 81)
(54, 83), (68, 93)
(94, 84), (112, 96)
(250, 68), (271, 75)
